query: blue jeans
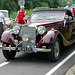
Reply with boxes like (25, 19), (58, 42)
(0, 22), (3, 36)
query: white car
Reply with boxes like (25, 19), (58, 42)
(0, 10), (13, 28)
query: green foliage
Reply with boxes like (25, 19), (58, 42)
(10, 11), (17, 19)
(25, 1), (33, 10)
(25, 9), (34, 17)
(0, 0), (74, 13)
(32, 0), (41, 8)
(40, 2), (49, 7)
(61, 7), (64, 9)
(47, 0), (54, 8)
(1, 0), (19, 13)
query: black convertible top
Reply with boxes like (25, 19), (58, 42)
(33, 9), (69, 12)
(32, 9), (72, 16)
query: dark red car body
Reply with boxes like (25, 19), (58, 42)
(0, 9), (75, 61)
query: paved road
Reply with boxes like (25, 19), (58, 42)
(0, 44), (75, 75)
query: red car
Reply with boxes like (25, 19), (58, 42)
(0, 9), (75, 62)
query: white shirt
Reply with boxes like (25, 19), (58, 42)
(64, 6), (72, 12)
(0, 12), (4, 22)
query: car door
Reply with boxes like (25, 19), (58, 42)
(60, 19), (73, 41)
(60, 10), (75, 41)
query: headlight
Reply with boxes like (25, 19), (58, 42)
(22, 35), (29, 42)
(64, 15), (68, 19)
(68, 16), (72, 20)
(37, 26), (46, 35)
(12, 26), (20, 34)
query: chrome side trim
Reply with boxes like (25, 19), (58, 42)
(0, 43), (2, 47)
(2, 47), (16, 50)
(35, 48), (51, 52)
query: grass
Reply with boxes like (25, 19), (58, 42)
(10, 11), (17, 19)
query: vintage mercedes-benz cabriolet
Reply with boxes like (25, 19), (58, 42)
(0, 9), (75, 62)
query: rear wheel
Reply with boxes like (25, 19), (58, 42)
(2, 50), (16, 60)
(48, 37), (61, 62)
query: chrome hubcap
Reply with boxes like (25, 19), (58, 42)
(54, 41), (60, 58)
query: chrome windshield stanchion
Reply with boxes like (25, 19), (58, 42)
(0, 42), (2, 47)
(0, 42), (2, 50)
(9, 45), (11, 52)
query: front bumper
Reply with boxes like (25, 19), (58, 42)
(0, 40), (51, 52)
(0, 44), (51, 53)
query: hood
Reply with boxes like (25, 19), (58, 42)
(29, 20), (63, 27)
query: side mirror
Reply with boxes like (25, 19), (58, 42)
(64, 19), (66, 27)
(23, 15), (30, 24)
(23, 15), (29, 21)
(63, 15), (68, 27)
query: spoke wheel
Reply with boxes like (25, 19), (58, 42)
(48, 37), (61, 62)
(54, 41), (60, 58)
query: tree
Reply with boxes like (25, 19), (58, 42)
(40, 2), (49, 7)
(0, 0), (73, 12)
(2, 0), (19, 13)
(0, 0), (5, 9)
(25, 1), (33, 10)
(32, 0), (41, 8)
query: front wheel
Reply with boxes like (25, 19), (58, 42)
(2, 50), (16, 60)
(48, 37), (61, 62)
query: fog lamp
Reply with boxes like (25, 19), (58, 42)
(14, 40), (18, 46)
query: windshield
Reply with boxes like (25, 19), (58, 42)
(0, 11), (8, 17)
(31, 11), (65, 23)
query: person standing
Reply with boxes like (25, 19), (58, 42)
(0, 12), (6, 36)
(72, 8), (75, 15)
(15, 6), (28, 25)
(64, 2), (72, 12)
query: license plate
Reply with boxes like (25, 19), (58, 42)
(18, 47), (32, 51)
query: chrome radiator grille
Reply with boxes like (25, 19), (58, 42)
(22, 27), (36, 48)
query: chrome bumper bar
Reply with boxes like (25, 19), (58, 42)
(34, 48), (51, 52)
(0, 43), (51, 52)
(0, 47), (51, 52)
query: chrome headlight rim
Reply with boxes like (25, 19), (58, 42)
(68, 16), (72, 20)
(12, 26), (20, 34)
(64, 15), (68, 19)
(37, 26), (46, 35)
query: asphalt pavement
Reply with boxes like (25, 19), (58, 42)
(65, 64), (75, 75)
(0, 44), (75, 75)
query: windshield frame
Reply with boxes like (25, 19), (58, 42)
(31, 11), (65, 23)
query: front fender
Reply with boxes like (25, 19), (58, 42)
(37, 30), (59, 47)
(1, 30), (15, 46)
